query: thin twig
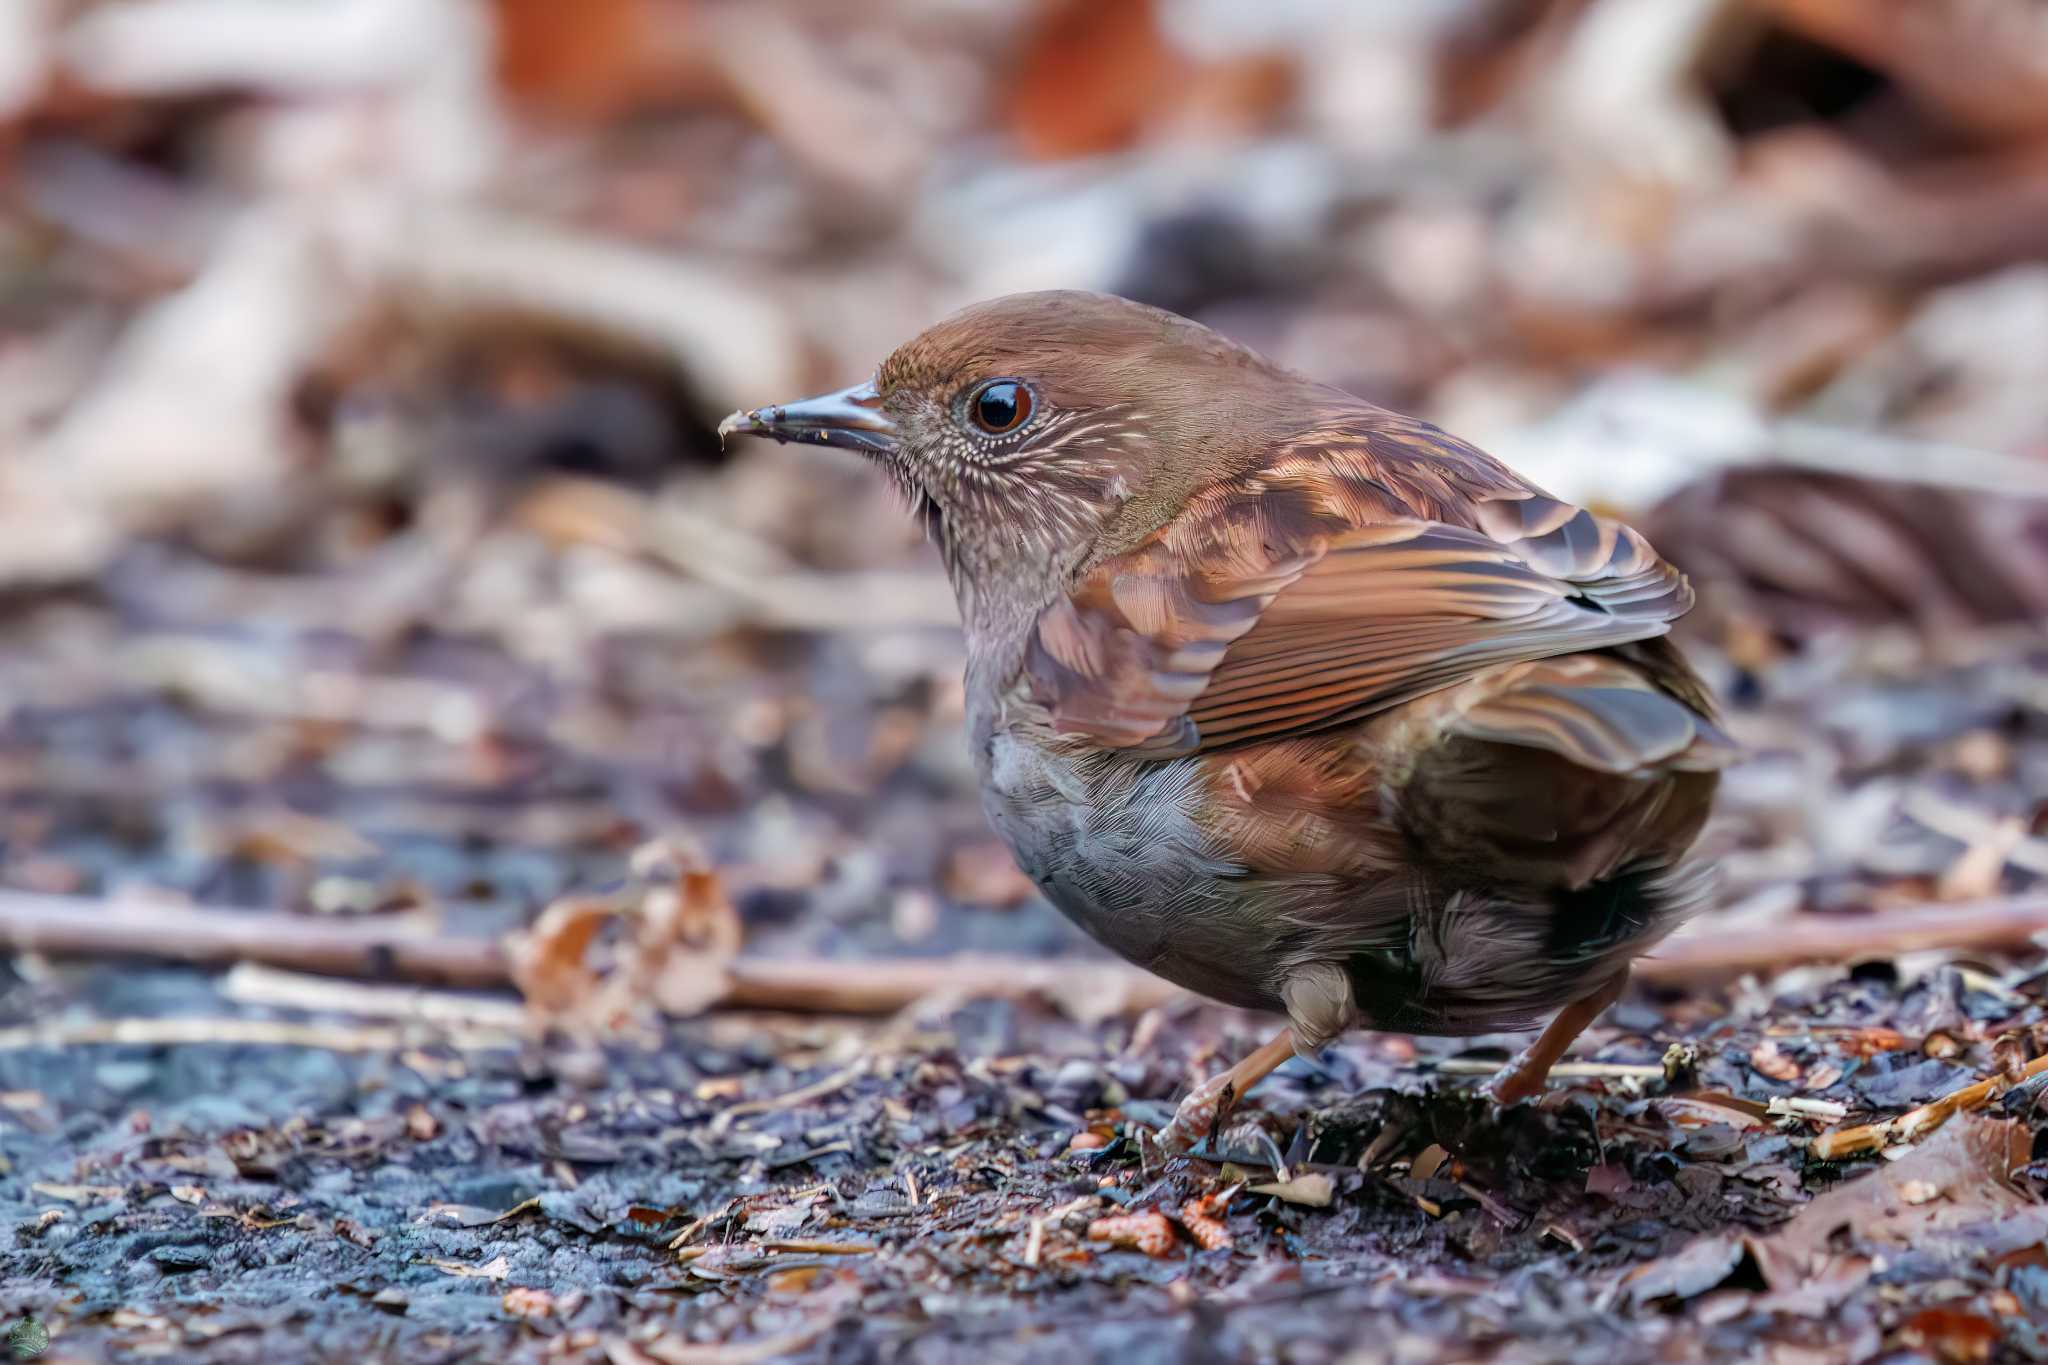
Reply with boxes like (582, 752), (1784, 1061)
(0, 1016), (514, 1053)
(221, 961), (529, 1030)
(4, 889), (2047, 1019)
(0, 890), (510, 987)
(1425, 1060), (1666, 1080)
(1766, 1096), (1850, 1123)
(1639, 894), (2048, 981)
(1811, 1052), (2048, 1160)
(709, 1060), (870, 1135)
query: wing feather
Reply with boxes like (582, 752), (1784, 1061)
(1021, 420), (1697, 755)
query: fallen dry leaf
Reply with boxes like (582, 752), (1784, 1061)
(507, 835), (740, 1034)
(1178, 1191), (1233, 1252)
(492, 0), (717, 124)
(1086, 1210), (1177, 1257)
(1839, 1027), (1911, 1057)
(1002, 0), (1186, 161)
(1760, 1118), (2033, 1283)
(1624, 1117), (2042, 1309)
(1897, 1305), (2002, 1363)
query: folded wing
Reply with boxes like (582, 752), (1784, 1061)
(1023, 424), (1697, 755)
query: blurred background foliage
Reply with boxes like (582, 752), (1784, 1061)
(0, 0), (2046, 951)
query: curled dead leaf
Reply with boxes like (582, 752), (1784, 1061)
(1178, 1191), (1233, 1252)
(1086, 1210), (1176, 1257)
(507, 834), (740, 1035)
(1922, 1031), (1965, 1060)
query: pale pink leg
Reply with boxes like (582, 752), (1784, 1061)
(1483, 970), (1629, 1105)
(1156, 1029), (1298, 1153)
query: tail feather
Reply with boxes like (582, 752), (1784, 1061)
(1448, 655), (1737, 777)
(1370, 860), (1717, 1037)
(1397, 649), (1728, 892)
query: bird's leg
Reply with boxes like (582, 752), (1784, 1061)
(1156, 1029), (1298, 1153)
(1483, 969), (1629, 1105)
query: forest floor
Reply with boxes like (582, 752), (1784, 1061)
(1, 527), (2044, 1363)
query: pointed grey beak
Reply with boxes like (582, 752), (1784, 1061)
(717, 380), (898, 455)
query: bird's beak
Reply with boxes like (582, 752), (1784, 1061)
(717, 379), (898, 456)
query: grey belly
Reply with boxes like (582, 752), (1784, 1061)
(979, 734), (1287, 1012)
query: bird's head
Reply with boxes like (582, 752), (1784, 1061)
(720, 291), (1308, 621)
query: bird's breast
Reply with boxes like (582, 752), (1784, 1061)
(978, 729), (1244, 978)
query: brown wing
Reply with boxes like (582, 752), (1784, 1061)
(1023, 420), (1696, 755)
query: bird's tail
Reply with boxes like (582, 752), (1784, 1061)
(1398, 648), (1736, 892)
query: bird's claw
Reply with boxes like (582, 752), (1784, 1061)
(1154, 1074), (1233, 1153)
(1480, 1047), (1544, 1106)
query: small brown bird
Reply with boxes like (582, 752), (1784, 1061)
(722, 292), (1731, 1148)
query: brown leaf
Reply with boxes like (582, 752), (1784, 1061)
(1751, 0), (2048, 141)
(506, 836), (740, 1034)
(1935, 817), (2024, 902)
(1840, 1027), (1909, 1058)
(404, 1104), (440, 1142)
(1750, 1117), (2036, 1294)
(505, 895), (615, 1017)
(765, 1265), (823, 1295)
(1586, 1163), (1634, 1199)
(1623, 1117), (2042, 1309)
(1178, 1191), (1233, 1252)
(1898, 1307), (2001, 1363)
(492, 0), (717, 124)
(1086, 1210), (1177, 1257)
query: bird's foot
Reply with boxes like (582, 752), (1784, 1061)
(1154, 1071), (1236, 1154)
(1153, 1030), (1301, 1153)
(1480, 970), (1631, 1107)
(1480, 1047), (1546, 1106)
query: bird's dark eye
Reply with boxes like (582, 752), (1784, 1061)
(967, 379), (1031, 435)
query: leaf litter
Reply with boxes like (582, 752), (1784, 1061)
(1, 0), (2047, 1361)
